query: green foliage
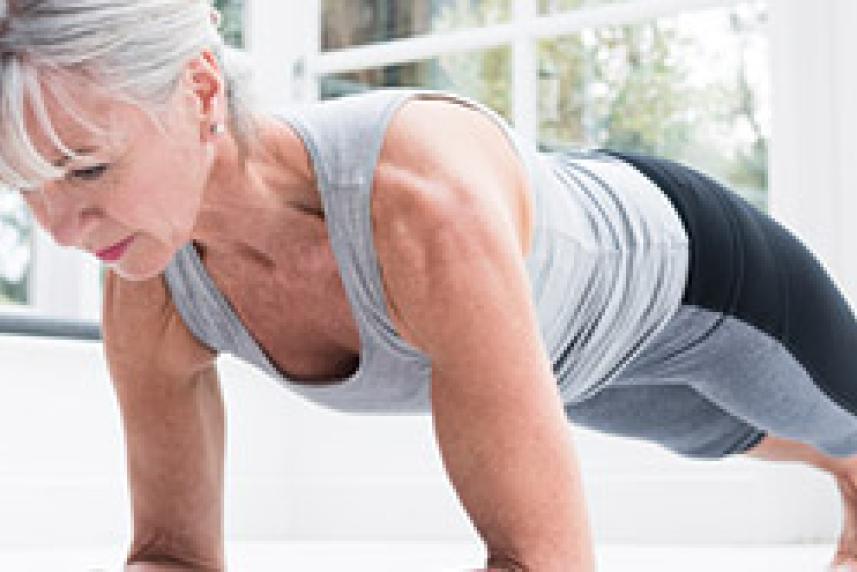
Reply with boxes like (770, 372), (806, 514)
(212, 0), (245, 48)
(436, 1), (769, 209)
(0, 195), (31, 306)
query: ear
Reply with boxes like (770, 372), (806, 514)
(183, 50), (225, 141)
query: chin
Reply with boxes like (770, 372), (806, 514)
(112, 251), (174, 282)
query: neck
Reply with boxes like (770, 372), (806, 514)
(191, 115), (312, 262)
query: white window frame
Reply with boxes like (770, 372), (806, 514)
(27, 227), (102, 321)
(767, 0), (857, 308)
(10, 0), (854, 323)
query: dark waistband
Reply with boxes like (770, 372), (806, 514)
(595, 149), (786, 343)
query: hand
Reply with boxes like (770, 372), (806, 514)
(469, 563), (524, 572)
(125, 564), (207, 571)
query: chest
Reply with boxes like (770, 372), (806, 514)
(203, 223), (415, 385)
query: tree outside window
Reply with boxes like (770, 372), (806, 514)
(321, 0), (769, 210)
(213, 0), (245, 48)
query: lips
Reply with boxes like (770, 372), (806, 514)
(95, 235), (135, 262)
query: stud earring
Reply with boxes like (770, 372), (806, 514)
(210, 122), (225, 136)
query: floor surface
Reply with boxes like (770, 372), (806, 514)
(0, 542), (842, 571)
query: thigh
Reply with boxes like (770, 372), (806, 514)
(625, 304), (857, 457)
(597, 149), (857, 457)
(567, 304), (765, 460)
(563, 378), (765, 460)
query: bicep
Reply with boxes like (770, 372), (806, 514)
(101, 269), (217, 381)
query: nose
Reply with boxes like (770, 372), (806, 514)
(34, 185), (102, 249)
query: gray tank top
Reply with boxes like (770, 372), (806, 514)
(163, 87), (689, 412)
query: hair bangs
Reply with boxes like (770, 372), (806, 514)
(0, 59), (110, 193)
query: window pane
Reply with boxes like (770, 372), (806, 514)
(213, 0), (245, 48)
(320, 46), (512, 123)
(321, 0), (512, 51)
(0, 192), (32, 307)
(539, 0), (628, 15)
(538, 2), (770, 210)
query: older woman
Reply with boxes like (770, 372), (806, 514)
(3, 1), (857, 571)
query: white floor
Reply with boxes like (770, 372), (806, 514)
(0, 542), (841, 571)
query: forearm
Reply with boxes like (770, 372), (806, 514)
(114, 368), (226, 571)
(432, 357), (597, 571)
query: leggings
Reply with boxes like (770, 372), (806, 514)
(561, 149), (857, 460)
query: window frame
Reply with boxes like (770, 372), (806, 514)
(29, 227), (102, 321)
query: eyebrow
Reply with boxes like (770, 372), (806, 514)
(51, 146), (100, 168)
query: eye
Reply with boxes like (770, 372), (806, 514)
(69, 164), (108, 181)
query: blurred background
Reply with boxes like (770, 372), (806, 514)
(0, 0), (775, 315)
(1, 1), (856, 569)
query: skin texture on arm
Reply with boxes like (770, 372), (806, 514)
(101, 269), (226, 571)
(373, 100), (597, 571)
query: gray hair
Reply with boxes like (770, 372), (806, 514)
(0, 0), (262, 192)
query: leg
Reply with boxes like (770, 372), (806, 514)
(742, 434), (857, 571)
(742, 432), (846, 475)
(564, 305), (768, 460)
(595, 150), (857, 566)
(601, 149), (857, 456)
(564, 380), (766, 460)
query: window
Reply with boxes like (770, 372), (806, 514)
(214, 0), (246, 48)
(321, 0), (512, 51)
(0, 193), (31, 307)
(317, 0), (769, 210)
(538, 4), (769, 209)
(321, 46), (513, 121)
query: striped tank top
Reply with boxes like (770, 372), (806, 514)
(163, 87), (689, 412)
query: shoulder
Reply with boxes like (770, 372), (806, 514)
(368, 96), (537, 355)
(372, 95), (534, 257)
(101, 269), (217, 381)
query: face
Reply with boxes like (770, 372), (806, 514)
(19, 55), (223, 281)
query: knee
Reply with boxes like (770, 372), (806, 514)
(666, 429), (767, 461)
(817, 435), (857, 459)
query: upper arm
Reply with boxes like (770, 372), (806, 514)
(371, 101), (596, 569)
(101, 271), (225, 568)
(101, 269), (217, 383)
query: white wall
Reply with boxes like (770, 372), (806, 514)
(0, 335), (840, 550)
(768, 0), (857, 308)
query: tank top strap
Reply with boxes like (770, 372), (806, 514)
(163, 242), (288, 372)
(275, 88), (431, 362)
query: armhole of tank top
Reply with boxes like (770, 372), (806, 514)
(272, 95), (431, 369)
(394, 89), (535, 192)
(161, 247), (223, 356)
(354, 90), (439, 363)
(368, 88), (552, 360)
(388, 88), (549, 266)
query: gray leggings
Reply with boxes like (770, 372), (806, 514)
(563, 150), (857, 460)
(565, 304), (857, 459)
